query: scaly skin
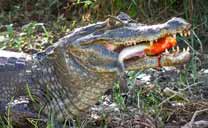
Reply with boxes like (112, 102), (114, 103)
(0, 12), (191, 127)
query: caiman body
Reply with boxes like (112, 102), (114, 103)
(0, 13), (191, 127)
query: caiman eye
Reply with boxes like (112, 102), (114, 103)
(106, 17), (124, 29)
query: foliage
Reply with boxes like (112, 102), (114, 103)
(113, 82), (126, 111)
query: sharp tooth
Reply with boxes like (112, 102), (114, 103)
(173, 34), (176, 38)
(180, 33), (183, 36)
(187, 47), (190, 52)
(184, 32), (187, 37)
(165, 49), (169, 53)
(187, 31), (191, 36)
(183, 48), (186, 52)
(150, 41), (153, 46)
(129, 42), (132, 46)
(172, 47), (176, 52)
(177, 46), (180, 52)
(129, 41), (132, 46)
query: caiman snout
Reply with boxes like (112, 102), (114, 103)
(166, 17), (191, 32)
(69, 13), (192, 72)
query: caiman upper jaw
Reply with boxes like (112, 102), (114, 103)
(103, 17), (191, 60)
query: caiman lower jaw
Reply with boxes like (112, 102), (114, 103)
(125, 50), (191, 70)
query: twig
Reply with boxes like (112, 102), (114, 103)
(159, 81), (203, 107)
(190, 109), (208, 124)
(182, 108), (208, 128)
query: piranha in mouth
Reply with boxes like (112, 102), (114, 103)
(117, 32), (191, 69)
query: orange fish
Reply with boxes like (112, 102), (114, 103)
(144, 35), (177, 55)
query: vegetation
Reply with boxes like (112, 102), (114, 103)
(0, 0), (208, 127)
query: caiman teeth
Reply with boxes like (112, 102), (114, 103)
(187, 31), (191, 36)
(186, 47), (190, 52)
(155, 39), (157, 42)
(177, 30), (191, 37)
(129, 42), (132, 46)
(163, 46), (189, 55)
(173, 34), (176, 38)
(172, 47), (176, 52)
(165, 49), (169, 54)
(150, 41), (153, 46)
(119, 29), (190, 52)
(183, 48), (186, 52)
(177, 46), (180, 52)
(183, 31), (187, 37)
(128, 42), (132, 46)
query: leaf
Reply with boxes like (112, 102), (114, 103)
(129, 3), (138, 17)
(6, 24), (14, 38)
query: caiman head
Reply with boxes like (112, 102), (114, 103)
(34, 13), (192, 119)
(58, 12), (191, 74)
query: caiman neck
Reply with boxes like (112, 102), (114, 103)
(35, 47), (118, 120)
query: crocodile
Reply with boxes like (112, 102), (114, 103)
(0, 12), (191, 127)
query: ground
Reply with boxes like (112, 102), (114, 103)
(83, 63), (208, 128)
